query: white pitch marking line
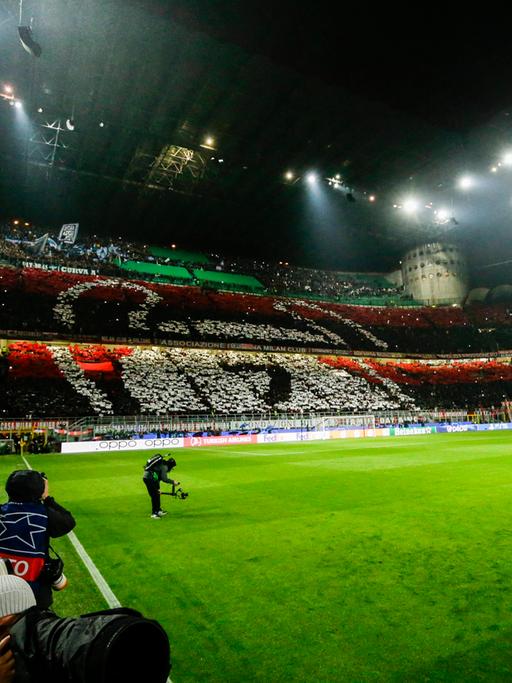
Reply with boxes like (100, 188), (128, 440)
(21, 455), (173, 682)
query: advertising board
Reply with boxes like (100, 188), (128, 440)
(61, 437), (184, 453)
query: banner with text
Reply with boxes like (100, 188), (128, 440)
(183, 434), (258, 448)
(60, 423), (512, 454)
(61, 436), (184, 453)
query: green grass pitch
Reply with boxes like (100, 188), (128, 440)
(2, 431), (512, 682)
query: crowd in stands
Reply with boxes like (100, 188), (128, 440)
(1, 266), (512, 354)
(1, 223), (512, 422)
(1, 342), (511, 418)
(222, 256), (404, 301)
(0, 221), (403, 302)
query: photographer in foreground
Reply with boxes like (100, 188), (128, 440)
(0, 471), (75, 608)
(143, 454), (182, 518)
(0, 574), (171, 682)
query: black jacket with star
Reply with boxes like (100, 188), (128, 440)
(0, 497), (75, 608)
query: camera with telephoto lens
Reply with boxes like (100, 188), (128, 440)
(9, 606), (171, 683)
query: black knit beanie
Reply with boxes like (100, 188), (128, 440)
(5, 470), (45, 502)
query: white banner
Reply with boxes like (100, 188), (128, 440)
(61, 437), (184, 453)
(257, 430), (330, 444)
(257, 432), (299, 444)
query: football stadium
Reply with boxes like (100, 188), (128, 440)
(0, 3), (512, 682)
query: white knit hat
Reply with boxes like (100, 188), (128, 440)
(0, 575), (36, 618)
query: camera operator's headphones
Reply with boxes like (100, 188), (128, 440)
(165, 457), (176, 470)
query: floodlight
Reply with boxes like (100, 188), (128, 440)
(502, 152), (512, 166)
(458, 175), (474, 190)
(18, 26), (42, 57)
(37, 107), (43, 113)
(14, 100), (22, 110)
(368, 195), (376, 202)
(306, 172), (317, 184)
(402, 198), (419, 214)
(285, 170), (294, 181)
(434, 208), (450, 224)
(335, 173), (341, 180)
(491, 166), (498, 173)
(3, 85), (13, 95)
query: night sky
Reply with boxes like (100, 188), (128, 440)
(0, 2), (511, 280)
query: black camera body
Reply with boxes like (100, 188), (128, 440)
(171, 482), (188, 500)
(40, 556), (66, 591)
(39, 545), (67, 591)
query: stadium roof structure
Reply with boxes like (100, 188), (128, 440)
(1, 2), (512, 276)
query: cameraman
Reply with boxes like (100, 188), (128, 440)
(142, 454), (177, 519)
(0, 471), (76, 609)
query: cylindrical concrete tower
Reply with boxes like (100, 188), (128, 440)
(401, 242), (468, 305)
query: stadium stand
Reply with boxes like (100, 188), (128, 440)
(192, 268), (265, 292)
(0, 224), (405, 303)
(118, 260), (194, 284)
(2, 342), (511, 417)
(1, 265), (511, 354)
(1, 229), (512, 422)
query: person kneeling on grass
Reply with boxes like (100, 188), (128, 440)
(142, 454), (178, 519)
